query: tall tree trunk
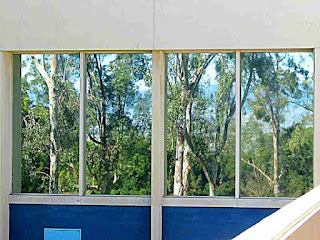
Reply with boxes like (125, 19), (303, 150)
(32, 55), (60, 194)
(174, 127), (183, 195)
(182, 102), (192, 196)
(173, 53), (219, 196)
(93, 54), (111, 194)
(48, 74), (59, 194)
(202, 165), (215, 196)
(174, 54), (189, 196)
(273, 127), (280, 197)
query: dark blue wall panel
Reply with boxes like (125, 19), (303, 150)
(162, 207), (277, 240)
(10, 204), (277, 240)
(10, 204), (150, 240)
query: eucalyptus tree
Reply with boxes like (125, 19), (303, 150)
(22, 54), (80, 193)
(167, 53), (255, 196)
(241, 52), (313, 197)
(86, 54), (152, 194)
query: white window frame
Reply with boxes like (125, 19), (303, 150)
(0, 49), (319, 240)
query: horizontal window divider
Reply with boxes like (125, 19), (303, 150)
(9, 194), (151, 206)
(162, 196), (294, 208)
(9, 194), (294, 208)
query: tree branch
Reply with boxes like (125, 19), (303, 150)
(190, 54), (216, 96)
(31, 55), (50, 85)
(241, 158), (274, 184)
(88, 133), (102, 145)
(290, 100), (313, 112)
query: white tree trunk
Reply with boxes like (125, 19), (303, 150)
(202, 165), (215, 196)
(273, 129), (280, 197)
(174, 130), (183, 195)
(32, 55), (59, 194)
(182, 102), (192, 196)
(48, 77), (59, 194)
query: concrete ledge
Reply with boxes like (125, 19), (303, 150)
(233, 186), (320, 239)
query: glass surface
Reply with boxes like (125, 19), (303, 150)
(21, 54), (80, 193)
(86, 53), (152, 195)
(240, 52), (314, 197)
(166, 53), (236, 196)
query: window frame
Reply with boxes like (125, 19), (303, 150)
(4, 48), (320, 208)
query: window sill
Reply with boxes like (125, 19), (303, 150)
(9, 194), (294, 208)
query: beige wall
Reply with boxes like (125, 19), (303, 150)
(1, 0), (320, 51)
(286, 211), (320, 240)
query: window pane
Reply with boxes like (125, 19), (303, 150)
(86, 53), (152, 195)
(166, 53), (236, 196)
(21, 54), (80, 193)
(241, 52), (314, 197)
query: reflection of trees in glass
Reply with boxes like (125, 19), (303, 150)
(86, 54), (152, 195)
(167, 53), (241, 196)
(241, 53), (313, 197)
(21, 54), (80, 193)
(20, 52), (314, 198)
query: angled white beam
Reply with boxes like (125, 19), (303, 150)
(233, 186), (320, 240)
(151, 51), (167, 240)
(79, 52), (87, 196)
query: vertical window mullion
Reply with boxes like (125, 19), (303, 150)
(151, 51), (166, 240)
(79, 52), (87, 196)
(12, 54), (21, 193)
(235, 51), (241, 198)
(313, 48), (320, 187)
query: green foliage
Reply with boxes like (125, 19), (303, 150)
(21, 54), (80, 193)
(241, 52), (313, 197)
(20, 51), (314, 198)
(167, 53), (236, 196)
(85, 54), (151, 195)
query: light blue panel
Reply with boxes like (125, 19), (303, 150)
(44, 228), (81, 240)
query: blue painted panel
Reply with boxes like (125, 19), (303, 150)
(10, 204), (277, 240)
(10, 205), (150, 240)
(44, 228), (81, 240)
(163, 207), (277, 240)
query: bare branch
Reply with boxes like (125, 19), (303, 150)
(31, 55), (50, 85)
(88, 133), (102, 145)
(31, 171), (52, 181)
(241, 158), (274, 184)
(290, 100), (313, 112)
(190, 54), (216, 95)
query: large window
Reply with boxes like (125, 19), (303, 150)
(166, 53), (236, 196)
(12, 50), (314, 199)
(165, 51), (314, 198)
(85, 53), (152, 195)
(16, 53), (152, 195)
(20, 54), (80, 194)
(241, 52), (314, 197)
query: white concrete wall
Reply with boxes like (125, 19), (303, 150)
(0, 0), (154, 50)
(0, 52), (12, 240)
(1, 0), (320, 51)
